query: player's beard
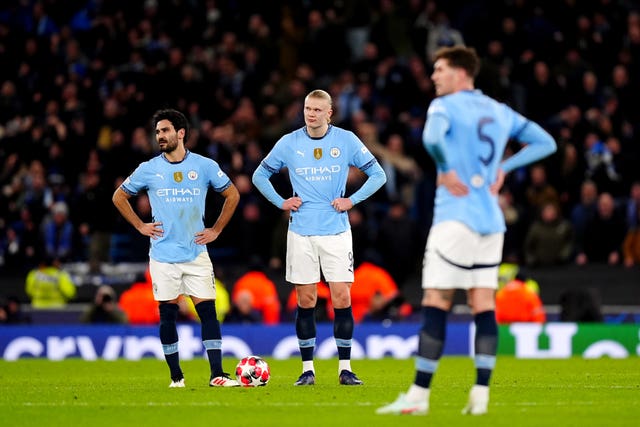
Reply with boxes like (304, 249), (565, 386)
(158, 136), (178, 153)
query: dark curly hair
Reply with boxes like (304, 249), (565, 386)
(151, 108), (189, 142)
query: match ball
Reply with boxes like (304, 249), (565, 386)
(235, 355), (270, 387)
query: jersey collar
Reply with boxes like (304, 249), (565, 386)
(162, 149), (190, 164)
(303, 124), (333, 140)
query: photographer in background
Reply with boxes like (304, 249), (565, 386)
(80, 285), (127, 324)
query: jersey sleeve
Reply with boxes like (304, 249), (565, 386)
(349, 131), (376, 169)
(120, 162), (149, 195)
(252, 163), (286, 208)
(423, 98), (451, 172)
(260, 137), (286, 173)
(252, 138), (288, 208)
(501, 108), (557, 173)
(206, 158), (232, 192)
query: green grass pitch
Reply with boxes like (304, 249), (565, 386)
(1, 356), (638, 427)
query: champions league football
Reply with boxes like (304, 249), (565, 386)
(235, 356), (271, 387)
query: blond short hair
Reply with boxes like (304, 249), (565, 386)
(305, 89), (333, 107)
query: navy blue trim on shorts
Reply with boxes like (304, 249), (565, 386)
(436, 250), (500, 270)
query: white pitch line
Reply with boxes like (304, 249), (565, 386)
(12, 400), (605, 408)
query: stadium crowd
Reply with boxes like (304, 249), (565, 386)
(1, 1), (640, 320)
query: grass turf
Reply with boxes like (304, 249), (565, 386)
(1, 356), (638, 427)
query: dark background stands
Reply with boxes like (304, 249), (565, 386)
(0, 1), (639, 319)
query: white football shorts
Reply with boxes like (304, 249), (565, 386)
(422, 221), (503, 290)
(149, 251), (216, 301)
(286, 229), (354, 284)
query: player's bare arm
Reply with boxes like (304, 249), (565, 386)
(112, 187), (163, 239)
(195, 183), (240, 245)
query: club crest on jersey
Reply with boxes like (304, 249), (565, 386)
(173, 172), (183, 182)
(314, 148), (322, 159)
(188, 170), (198, 180)
(330, 147), (340, 158)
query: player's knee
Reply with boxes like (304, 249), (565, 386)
(296, 287), (317, 308)
(329, 285), (351, 307)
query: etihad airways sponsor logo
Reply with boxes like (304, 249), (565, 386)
(156, 187), (202, 197)
(295, 165), (341, 175)
(295, 165), (341, 182)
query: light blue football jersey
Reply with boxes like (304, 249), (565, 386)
(423, 90), (556, 235)
(120, 151), (232, 263)
(258, 125), (379, 236)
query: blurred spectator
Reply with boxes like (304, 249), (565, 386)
(498, 263), (520, 289)
(224, 290), (262, 324)
(523, 202), (574, 267)
(231, 262), (281, 325)
(25, 256), (76, 308)
(72, 170), (113, 273)
(525, 60), (566, 124)
(118, 268), (160, 325)
(575, 192), (627, 265)
(0, 301), (7, 323)
(622, 202), (640, 268)
(80, 285), (127, 324)
(496, 275), (546, 324)
(583, 132), (622, 194)
(376, 200), (420, 287)
(499, 189), (525, 263)
(1, 206), (41, 274)
(570, 180), (598, 256)
(559, 288), (603, 322)
(362, 292), (412, 323)
(376, 133), (422, 206)
(348, 206), (376, 266)
(42, 201), (74, 262)
(212, 276), (231, 323)
(622, 181), (640, 268)
(268, 210), (289, 271)
(0, 295), (31, 324)
(369, 0), (414, 59)
(351, 259), (400, 323)
(524, 164), (560, 224)
(21, 160), (54, 226)
(236, 198), (270, 262)
(556, 142), (584, 210)
(110, 190), (152, 263)
(425, 10), (465, 61)
(624, 181), (640, 228)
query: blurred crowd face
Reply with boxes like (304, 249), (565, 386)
(597, 193), (615, 218)
(580, 181), (598, 205)
(541, 203), (559, 223)
(235, 290), (254, 315)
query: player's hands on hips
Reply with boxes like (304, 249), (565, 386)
(195, 228), (221, 245)
(438, 170), (469, 196)
(490, 168), (506, 195)
(282, 196), (302, 211)
(138, 222), (163, 239)
(331, 197), (353, 212)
